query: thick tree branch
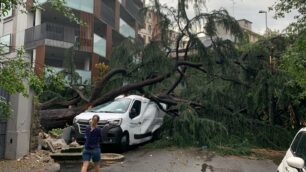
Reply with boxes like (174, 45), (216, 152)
(91, 74), (171, 106)
(90, 68), (127, 102)
(39, 97), (60, 110)
(166, 69), (185, 95)
(70, 86), (89, 102)
(39, 96), (81, 110)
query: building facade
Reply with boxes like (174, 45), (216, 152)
(1, 0), (144, 82)
(0, 0), (143, 159)
(138, 9), (160, 44)
(237, 19), (261, 43)
(200, 18), (262, 46)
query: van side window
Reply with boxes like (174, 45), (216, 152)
(291, 131), (306, 163)
(130, 100), (141, 119)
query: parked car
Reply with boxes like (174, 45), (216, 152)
(72, 95), (166, 150)
(278, 127), (306, 172)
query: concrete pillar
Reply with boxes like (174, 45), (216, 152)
(106, 25), (113, 58)
(35, 9), (41, 26)
(5, 90), (33, 159)
(32, 9), (42, 69)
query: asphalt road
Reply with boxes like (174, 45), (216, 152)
(101, 148), (278, 172)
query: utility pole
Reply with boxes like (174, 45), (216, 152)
(230, 0), (236, 17)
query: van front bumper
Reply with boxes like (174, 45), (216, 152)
(73, 123), (123, 145)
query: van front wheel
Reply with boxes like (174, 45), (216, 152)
(119, 133), (129, 152)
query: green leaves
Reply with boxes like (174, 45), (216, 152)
(0, 97), (11, 119)
(272, 0), (306, 32)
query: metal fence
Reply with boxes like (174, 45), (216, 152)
(0, 88), (9, 159)
(24, 22), (77, 44)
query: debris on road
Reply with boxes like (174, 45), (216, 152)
(0, 150), (59, 172)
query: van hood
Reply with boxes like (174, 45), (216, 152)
(74, 112), (125, 121)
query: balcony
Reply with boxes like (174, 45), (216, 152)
(24, 22), (92, 51)
(98, 1), (115, 28)
(121, 0), (144, 26)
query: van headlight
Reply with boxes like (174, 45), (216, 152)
(108, 119), (122, 126)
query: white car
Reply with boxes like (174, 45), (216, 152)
(278, 127), (306, 172)
(72, 95), (166, 150)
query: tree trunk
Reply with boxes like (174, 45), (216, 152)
(39, 108), (84, 130)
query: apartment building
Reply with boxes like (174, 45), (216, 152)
(0, 0), (143, 159)
(1, 0), (144, 81)
(138, 9), (160, 44)
(200, 18), (262, 47)
(237, 19), (261, 43)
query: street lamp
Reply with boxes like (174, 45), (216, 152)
(259, 10), (268, 33)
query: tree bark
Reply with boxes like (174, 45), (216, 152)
(39, 107), (84, 130)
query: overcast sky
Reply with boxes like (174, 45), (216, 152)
(158, 0), (297, 34)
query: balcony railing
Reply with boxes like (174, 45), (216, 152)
(24, 22), (92, 51)
(100, 1), (115, 28)
(122, 0), (144, 25)
(25, 23), (76, 45)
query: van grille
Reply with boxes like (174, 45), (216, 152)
(77, 120), (108, 134)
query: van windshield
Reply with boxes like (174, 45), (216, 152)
(291, 131), (306, 166)
(87, 98), (131, 113)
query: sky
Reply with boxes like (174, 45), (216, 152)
(158, 0), (297, 34)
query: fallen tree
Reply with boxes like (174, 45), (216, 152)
(37, 0), (302, 149)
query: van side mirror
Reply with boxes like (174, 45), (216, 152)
(129, 108), (137, 119)
(287, 157), (304, 170)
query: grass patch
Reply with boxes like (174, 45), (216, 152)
(142, 139), (177, 149)
(211, 146), (252, 156)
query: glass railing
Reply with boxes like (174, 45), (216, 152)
(37, 0), (93, 14)
(75, 69), (91, 83)
(119, 18), (135, 38)
(65, 0), (93, 13)
(93, 34), (106, 57)
(37, 0), (47, 4)
(47, 67), (91, 83)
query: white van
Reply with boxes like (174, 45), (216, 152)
(278, 127), (306, 172)
(72, 95), (166, 150)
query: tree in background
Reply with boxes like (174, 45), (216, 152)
(272, 0), (306, 33)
